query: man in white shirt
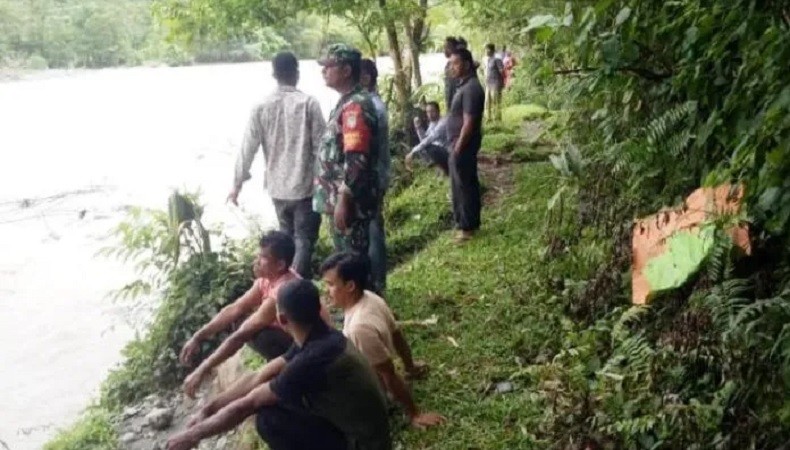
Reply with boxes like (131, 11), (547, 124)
(229, 52), (326, 279)
(407, 102), (449, 175)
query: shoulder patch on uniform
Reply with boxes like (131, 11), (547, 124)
(341, 102), (371, 153)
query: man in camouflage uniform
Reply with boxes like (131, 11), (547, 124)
(314, 44), (380, 256)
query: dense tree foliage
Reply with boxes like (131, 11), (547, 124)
(0, 0), (369, 69)
(463, 0), (790, 447)
(0, 0), (156, 68)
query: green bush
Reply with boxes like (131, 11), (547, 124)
(482, 133), (522, 155)
(100, 247), (253, 410)
(27, 54), (49, 70)
(44, 407), (118, 450)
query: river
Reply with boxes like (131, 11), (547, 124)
(0, 54), (445, 449)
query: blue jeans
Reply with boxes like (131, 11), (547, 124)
(368, 202), (387, 296)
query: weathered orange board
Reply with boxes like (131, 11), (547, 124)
(631, 184), (751, 305)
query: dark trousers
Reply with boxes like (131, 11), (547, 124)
(247, 327), (293, 361)
(368, 201), (387, 296)
(449, 147), (481, 231)
(421, 144), (450, 176)
(256, 404), (347, 450)
(330, 216), (371, 256)
(272, 197), (321, 279)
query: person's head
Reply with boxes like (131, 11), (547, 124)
(272, 51), (299, 86)
(319, 43), (362, 92)
(485, 43), (496, 57)
(257, 230), (295, 279)
(449, 48), (474, 79)
(360, 58), (378, 92)
(443, 36), (459, 57)
(457, 37), (468, 50)
(276, 279), (323, 335)
(426, 101), (441, 122)
(319, 252), (369, 308)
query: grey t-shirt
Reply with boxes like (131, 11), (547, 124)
(445, 76), (485, 151)
(485, 56), (504, 87)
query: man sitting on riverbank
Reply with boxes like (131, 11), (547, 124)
(166, 279), (392, 450)
(179, 231), (328, 398)
(320, 252), (446, 429)
(406, 101), (449, 175)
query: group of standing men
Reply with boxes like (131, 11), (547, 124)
(164, 41), (493, 449)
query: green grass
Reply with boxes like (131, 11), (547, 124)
(49, 100), (573, 450)
(44, 407), (118, 450)
(482, 104), (556, 163)
(503, 103), (549, 124)
(386, 163), (572, 449)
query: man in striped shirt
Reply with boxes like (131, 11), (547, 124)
(230, 51), (326, 279)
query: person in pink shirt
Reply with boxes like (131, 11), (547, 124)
(502, 50), (516, 89)
(179, 231), (328, 398)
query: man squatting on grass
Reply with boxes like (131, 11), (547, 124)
(167, 279), (393, 450)
(179, 231), (330, 398)
(320, 251), (446, 428)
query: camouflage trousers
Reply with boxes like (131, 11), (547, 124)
(329, 216), (371, 256)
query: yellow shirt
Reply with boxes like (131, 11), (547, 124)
(343, 290), (398, 366)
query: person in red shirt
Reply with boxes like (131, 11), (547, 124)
(503, 50), (517, 89)
(179, 231), (329, 398)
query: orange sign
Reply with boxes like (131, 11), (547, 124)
(631, 184), (751, 304)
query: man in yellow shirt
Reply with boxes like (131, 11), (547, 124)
(320, 252), (446, 429)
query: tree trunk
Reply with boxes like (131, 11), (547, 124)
(378, 0), (410, 111)
(407, 0), (428, 88)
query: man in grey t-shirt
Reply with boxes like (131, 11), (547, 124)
(484, 43), (505, 123)
(229, 52), (326, 279)
(446, 48), (485, 242)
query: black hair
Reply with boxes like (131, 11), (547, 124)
(277, 279), (322, 327)
(349, 61), (361, 83)
(451, 48), (474, 65)
(259, 230), (295, 267)
(457, 37), (468, 49)
(360, 58), (378, 87)
(319, 252), (369, 292)
(272, 51), (298, 79)
(444, 36), (459, 47)
(426, 101), (440, 112)
(486, 43), (496, 52)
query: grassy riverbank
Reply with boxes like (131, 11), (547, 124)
(44, 102), (555, 449)
(46, 86), (790, 449)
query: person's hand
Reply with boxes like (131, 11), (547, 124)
(179, 338), (200, 366)
(227, 188), (240, 206)
(183, 368), (206, 399)
(405, 360), (429, 381)
(333, 195), (352, 232)
(186, 408), (209, 428)
(405, 153), (415, 172)
(166, 430), (200, 450)
(410, 412), (447, 429)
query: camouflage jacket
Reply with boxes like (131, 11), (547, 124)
(313, 85), (380, 220)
